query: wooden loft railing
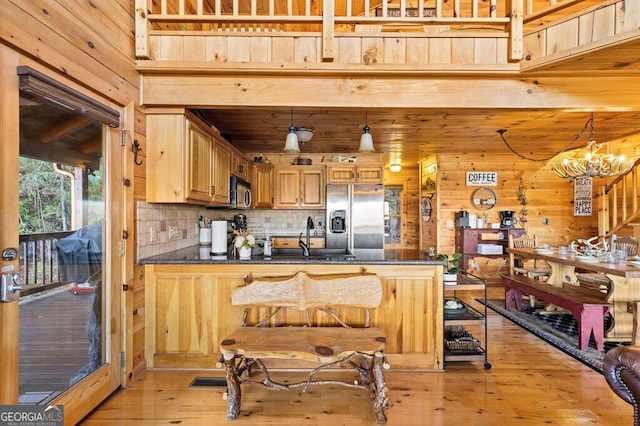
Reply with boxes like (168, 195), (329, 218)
(599, 159), (640, 237)
(134, 1), (601, 64)
(134, 0), (530, 62)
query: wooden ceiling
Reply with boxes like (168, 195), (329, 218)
(19, 92), (103, 169)
(196, 108), (640, 166)
(18, 1), (640, 170)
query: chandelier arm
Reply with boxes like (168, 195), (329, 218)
(497, 117), (592, 162)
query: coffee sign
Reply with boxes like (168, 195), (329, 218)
(466, 171), (497, 186)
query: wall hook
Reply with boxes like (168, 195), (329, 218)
(132, 139), (143, 165)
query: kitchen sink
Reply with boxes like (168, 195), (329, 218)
(268, 248), (356, 260)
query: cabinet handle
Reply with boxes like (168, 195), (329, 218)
(211, 185), (215, 195)
(352, 171), (355, 180)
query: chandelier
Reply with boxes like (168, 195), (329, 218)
(552, 114), (634, 179)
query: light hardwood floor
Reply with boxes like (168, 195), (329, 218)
(81, 289), (632, 425)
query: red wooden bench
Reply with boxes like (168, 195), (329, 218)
(501, 273), (612, 351)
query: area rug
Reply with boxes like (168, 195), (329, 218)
(481, 299), (628, 374)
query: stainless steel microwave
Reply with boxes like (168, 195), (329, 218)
(230, 176), (251, 209)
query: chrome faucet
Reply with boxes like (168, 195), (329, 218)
(298, 217), (315, 257)
(299, 232), (310, 257)
(306, 216), (314, 248)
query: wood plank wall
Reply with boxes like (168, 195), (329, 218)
(436, 152), (602, 280)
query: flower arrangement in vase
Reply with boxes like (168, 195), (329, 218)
(233, 229), (255, 259)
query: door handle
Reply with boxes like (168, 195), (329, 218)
(1, 272), (21, 302)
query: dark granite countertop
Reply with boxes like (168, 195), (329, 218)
(139, 245), (443, 266)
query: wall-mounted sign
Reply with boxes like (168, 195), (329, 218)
(574, 177), (592, 216)
(466, 171), (497, 186)
(375, 8), (436, 17)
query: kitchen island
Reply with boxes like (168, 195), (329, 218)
(140, 247), (445, 371)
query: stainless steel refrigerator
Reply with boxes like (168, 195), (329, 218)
(325, 184), (385, 260)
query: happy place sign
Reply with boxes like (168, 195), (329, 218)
(466, 171), (497, 186)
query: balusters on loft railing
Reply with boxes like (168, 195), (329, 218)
(599, 160), (640, 236)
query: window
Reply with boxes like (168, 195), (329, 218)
(384, 186), (402, 246)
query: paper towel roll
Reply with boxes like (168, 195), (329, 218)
(211, 220), (228, 255)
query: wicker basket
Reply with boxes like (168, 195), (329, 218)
(444, 326), (481, 352)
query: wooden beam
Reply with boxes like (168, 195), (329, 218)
(322, 0), (335, 61)
(140, 74), (640, 110)
(507, 0), (524, 62)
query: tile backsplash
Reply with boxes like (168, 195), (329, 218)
(137, 201), (324, 259)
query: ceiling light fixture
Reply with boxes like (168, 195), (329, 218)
(283, 110), (300, 153)
(552, 113), (634, 179)
(295, 127), (314, 143)
(389, 163), (402, 173)
(359, 111), (375, 152)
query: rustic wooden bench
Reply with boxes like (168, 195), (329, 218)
(502, 273), (612, 351)
(219, 271), (392, 424)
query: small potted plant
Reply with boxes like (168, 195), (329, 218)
(233, 229), (256, 259)
(436, 252), (462, 285)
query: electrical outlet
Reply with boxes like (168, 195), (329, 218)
(168, 226), (178, 239)
(149, 227), (157, 243)
(446, 220), (454, 228)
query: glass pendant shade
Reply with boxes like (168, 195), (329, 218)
(359, 125), (374, 152)
(389, 163), (402, 173)
(283, 125), (300, 153)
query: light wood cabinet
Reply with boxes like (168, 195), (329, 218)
(326, 164), (383, 184)
(146, 110), (233, 206)
(147, 112), (213, 204)
(274, 166), (325, 209)
(144, 263), (443, 371)
(186, 119), (213, 202)
(272, 236), (325, 249)
(212, 137), (231, 204)
(231, 149), (250, 181)
(252, 162), (274, 209)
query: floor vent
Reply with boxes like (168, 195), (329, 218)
(189, 377), (227, 388)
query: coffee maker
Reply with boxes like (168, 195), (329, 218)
(500, 211), (517, 228)
(455, 210), (470, 228)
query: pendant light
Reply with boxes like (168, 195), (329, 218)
(358, 111), (375, 153)
(283, 110), (300, 153)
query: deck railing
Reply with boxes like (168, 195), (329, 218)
(19, 231), (74, 296)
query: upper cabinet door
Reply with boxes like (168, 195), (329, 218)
(326, 164), (383, 184)
(252, 163), (274, 209)
(147, 113), (214, 204)
(274, 166), (325, 209)
(300, 168), (324, 208)
(274, 169), (300, 208)
(211, 137), (231, 205)
(231, 150), (250, 181)
(186, 120), (213, 202)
